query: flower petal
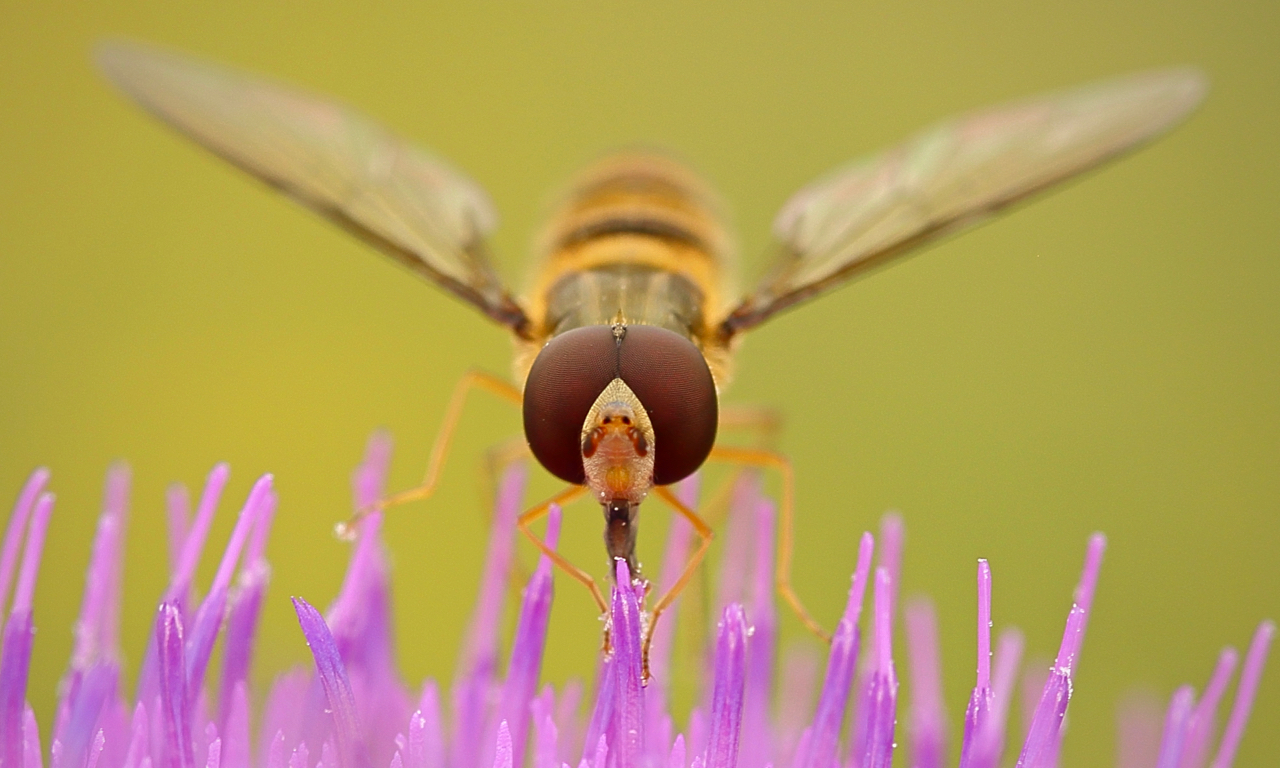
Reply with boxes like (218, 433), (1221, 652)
(705, 604), (747, 768)
(0, 468), (50, 633)
(0, 491), (53, 768)
(798, 532), (873, 768)
(905, 599), (945, 768)
(1154, 686), (1195, 768)
(1209, 620), (1274, 768)
(859, 568), (899, 768)
(156, 602), (193, 768)
(609, 560), (645, 768)
(495, 506), (561, 766)
(292, 597), (371, 768)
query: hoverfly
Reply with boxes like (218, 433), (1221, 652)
(98, 41), (1206, 661)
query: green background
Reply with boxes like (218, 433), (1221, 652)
(1, 2), (1276, 765)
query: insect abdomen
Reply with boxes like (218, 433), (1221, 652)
(529, 154), (729, 328)
(515, 153), (734, 386)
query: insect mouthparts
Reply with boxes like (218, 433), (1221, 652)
(603, 497), (640, 580)
(606, 497), (632, 520)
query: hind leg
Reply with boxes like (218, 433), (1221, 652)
(336, 369), (521, 537)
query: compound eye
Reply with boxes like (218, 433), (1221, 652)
(523, 326), (618, 484)
(616, 325), (718, 485)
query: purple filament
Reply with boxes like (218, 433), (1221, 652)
(0, 441), (1271, 768)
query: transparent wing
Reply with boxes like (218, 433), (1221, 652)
(98, 40), (530, 335)
(720, 68), (1207, 336)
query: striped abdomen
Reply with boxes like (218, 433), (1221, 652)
(518, 154), (733, 384)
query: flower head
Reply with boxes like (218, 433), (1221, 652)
(0, 433), (1272, 768)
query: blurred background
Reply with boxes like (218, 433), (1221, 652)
(2, 2), (1277, 765)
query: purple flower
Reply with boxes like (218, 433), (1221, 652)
(0, 433), (1272, 768)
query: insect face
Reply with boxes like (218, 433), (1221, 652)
(522, 323), (719, 494)
(580, 377), (655, 504)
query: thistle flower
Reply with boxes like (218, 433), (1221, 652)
(0, 433), (1271, 768)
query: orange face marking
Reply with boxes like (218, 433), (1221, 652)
(605, 465), (633, 495)
(628, 427), (648, 457)
(579, 378), (657, 506)
(581, 427), (603, 459)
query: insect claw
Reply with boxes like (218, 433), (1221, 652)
(334, 498), (383, 542)
(333, 520), (357, 542)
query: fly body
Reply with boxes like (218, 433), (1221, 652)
(98, 41), (1207, 659)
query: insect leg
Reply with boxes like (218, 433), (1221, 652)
(695, 405), (787, 527)
(516, 484), (608, 614)
(718, 404), (785, 447)
(642, 485), (715, 681)
(706, 445), (832, 643)
(337, 369), (521, 537)
(481, 436), (533, 511)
